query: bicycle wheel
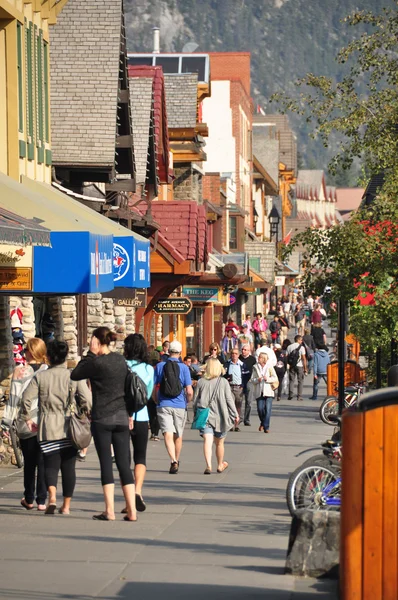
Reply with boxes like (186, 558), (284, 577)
(286, 462), (341, 517)
(10, 426), (24, 469)
(319, 396), (339, 425)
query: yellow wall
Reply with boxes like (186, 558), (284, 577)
(0, 0), (66, 183)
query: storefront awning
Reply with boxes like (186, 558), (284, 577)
(0, 172), (113, 294)
(0, 206), (51, 247)
(22, 177), (150, 289)
(239, 267), (269, 291)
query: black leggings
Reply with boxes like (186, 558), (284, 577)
(147, 399), (160, 436)
(130, 421), (148, 466)
(20, 436), (47, 505)
(92, 422), (134, 486)
(43, 446), (77, 498)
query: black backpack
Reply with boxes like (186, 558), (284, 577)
(125, 368), (148, 414)
(287, 344), (303, 369)
(159, 360), (183, 398)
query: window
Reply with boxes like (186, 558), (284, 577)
(17, 23), (23, 132)
(229, 216), (237, 250)
(249, 256), (260, 272)
(181, 57), (206, 81)
(43, 42), (49, 142)
(128, 56), (153, 67)
(26, 22), (34, 141)
(155, 56), (179, 73)
(36, 30), (43, 144)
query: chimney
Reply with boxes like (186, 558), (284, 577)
(152, 27), (160, 54)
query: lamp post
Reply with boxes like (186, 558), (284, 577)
(269, 206), (281, 309)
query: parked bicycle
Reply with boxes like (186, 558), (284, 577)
(286, 417), (342, 516)
(319, 382), (366, 425)
(0, 422), (24, 468)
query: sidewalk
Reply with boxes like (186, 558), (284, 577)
(0, 374), (338, 599)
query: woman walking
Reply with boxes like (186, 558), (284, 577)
(71, 327), (136, 522)
(21, 340), (90, 515)
(193, 358), (239, 474)
(251, 353), (278, 433)
(123, 333), (154, 513)
(2, 338), (48, 511)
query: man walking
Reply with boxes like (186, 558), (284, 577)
(224, 348), (244, 431)
(239, 344), (256, 426)
(287, 335), (307, 402)
(310, 344), (331, 400)
(154, 340), (193, 474)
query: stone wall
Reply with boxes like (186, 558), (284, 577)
(87, 294), (136, 352)
(173, 164), (203, 204)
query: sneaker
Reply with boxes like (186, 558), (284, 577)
(234, 427), (241, 432)
(169, 461), (179, 474)
(244, 422), (251, 426)
(77, 451), (86, 462)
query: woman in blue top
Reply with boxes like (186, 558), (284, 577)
(123, 333), (154, 513)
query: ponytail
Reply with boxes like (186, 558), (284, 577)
(92, 326), (117, 347)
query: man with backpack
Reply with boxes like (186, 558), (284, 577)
(154, 340), (193, 474)
(287, 335), (308, 402)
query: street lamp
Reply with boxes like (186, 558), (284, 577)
(268, 206), (281, 309)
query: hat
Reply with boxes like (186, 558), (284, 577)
(169, 340), (182, 353)
(274, 343), (282, 350)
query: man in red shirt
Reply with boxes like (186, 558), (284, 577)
(311, 304), (323, 325)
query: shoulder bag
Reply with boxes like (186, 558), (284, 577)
(191, 377), (222, 431)
(67, 383), (92, 450)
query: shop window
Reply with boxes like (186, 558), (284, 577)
(249, 256), (260, 272)
(229, 216), (237, 250)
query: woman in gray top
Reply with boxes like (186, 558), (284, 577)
(193, 358), (239, 475)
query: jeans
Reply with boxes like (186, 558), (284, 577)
(288, 366), (305, 400)
(307, 357), (314, 374)
(20, 436), (47, 505)
(312, 374), (327, 399)
(243, 386), (251, 424)
(257, 396), (273, 431)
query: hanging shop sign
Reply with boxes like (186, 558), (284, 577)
(229, 295), (236, 305)
(113, 235), (150, 289)
(182, 286), (219, 303)
(115, 289), (147, 309)
(274, 276), (286, 286)
(0, 245), (33, 291)
(153, 297), (193, 315)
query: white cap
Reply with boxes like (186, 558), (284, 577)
(169, 340), (182, 353)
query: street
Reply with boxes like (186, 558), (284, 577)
(0, 374), (337, 600)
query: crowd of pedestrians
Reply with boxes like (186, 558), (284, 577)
(1, 291), (332, 516)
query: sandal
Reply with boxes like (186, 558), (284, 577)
(58, 508), (70, 515)
(45, 503), (57, 515)
(20, 499), (34, 510)
(135, 494), (146, 512)
(123, 515), (137, 522)
(92, 513), (114, 521)
(217, 461), (229, 473)
(37, 504), (47, 512)
(204, 467), (212, 475)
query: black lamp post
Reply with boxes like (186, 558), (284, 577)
(269, 206), (281, 308)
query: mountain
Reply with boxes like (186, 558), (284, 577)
(124, 0), (393, 185)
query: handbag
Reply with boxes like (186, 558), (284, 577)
(191, 377), (221, 431)
(269, 368), (279, 391)
(67, 384), (92, 450)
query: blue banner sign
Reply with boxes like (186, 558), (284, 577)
(113, 236), (150, 289)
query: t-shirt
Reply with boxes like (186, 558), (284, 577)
(154, 357), (192, 409)
(287, 343), (306, 368)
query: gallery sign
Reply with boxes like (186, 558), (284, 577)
(115, 289), (147, 309)
(153, 298), (193, 315)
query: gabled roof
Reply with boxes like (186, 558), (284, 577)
(151, 201), (208, 264)
(335, 188), (365, 213)
(128, 66), (170, 186)
(164, 74), (198, 129)
(297, 170), (326, 200)
(254, 114), (297, 175)
(50, 0), (131, 172)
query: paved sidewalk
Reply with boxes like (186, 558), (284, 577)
(0, 374), (338, 599)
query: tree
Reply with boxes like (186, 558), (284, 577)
(273, 3), (398, 367)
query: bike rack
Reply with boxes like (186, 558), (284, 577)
(341, 387), (398, 600)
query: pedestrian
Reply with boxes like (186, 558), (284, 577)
(269, 315), (281, 344)
(303, 328), (316, 374)
(203, 343), (225, 366)
(307, 294), (314, 312)
(274, 343), (288, 401)
(311, 304), (323, 325)
(154, 340), (193, 474)
(282, 298), (291, 321)
(224, 348), (244, 431)
(2, 338), (48, 511)
(148, 344), (161, 366)
(239, 344), (256, 425)
(251, 353), (278, 433)
(222, 329), (238, 359)
(242, 314), (252, 333)
(311, 322), (327, 349)
(71, 327), (136, 522)
(310, 344), (331, 400)
(255, 338), (277, 367)
(278, 313), (290, 345)
(22, 340), (91, 515)
(123, 333), (154, 513)
(237, 323), (254, 352)
(252, 313), (268, 348)
(294, 304), (306, 336)
(225, 317), (239, 337)
(193, 358), (239, 474)
(287, 335), (308, 402)
(160, 340), (170, 362)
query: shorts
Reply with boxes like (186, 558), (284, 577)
(200, 425), (227, 439)
(157, 407), (187, 437)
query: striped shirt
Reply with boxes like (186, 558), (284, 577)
(39, 439), (72, 455)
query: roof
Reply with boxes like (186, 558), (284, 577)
(361, 173), (385, 208)
(164, 74), (198, 129)
(128, 66), (170, 185)
(254, 114), (297, 174)
(50, 0), (124, 168)
(252, 127), (279, 192)
(297, 170), (325, 195)
(336, 188), (366, 213)
(151, 202), (208, 264)
(0, 202), (50, 247)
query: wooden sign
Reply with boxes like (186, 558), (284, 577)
(153, 297), (193, 315)
(0, 268), (32, 291)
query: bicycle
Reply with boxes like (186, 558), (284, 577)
(1, 422), (24, 469)
(319, 382), (366, 425)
